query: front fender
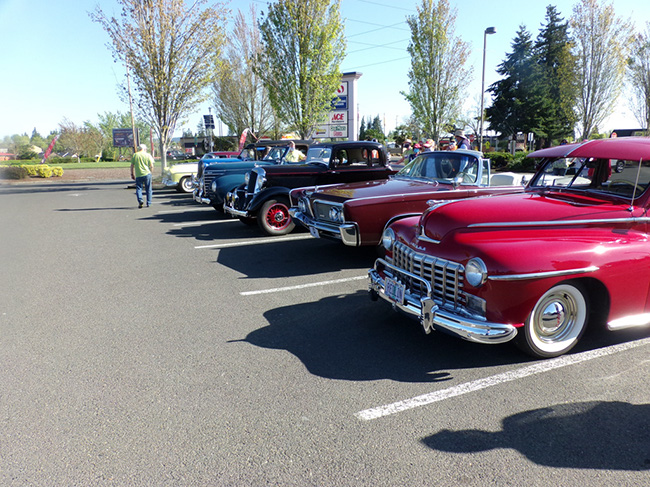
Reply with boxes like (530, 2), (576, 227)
(248, 187), (291, 213)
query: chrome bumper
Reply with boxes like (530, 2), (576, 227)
(290, 209), (360, 246)
(161, 177), (178, 188)
(223, 191), (250, 218)
(368, 259), (517, 344)
(193, 189), (210, 205)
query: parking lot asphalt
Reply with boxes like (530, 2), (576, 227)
(1, 179), (649, 486)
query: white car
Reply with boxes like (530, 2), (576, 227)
(162, 161), (198, 193)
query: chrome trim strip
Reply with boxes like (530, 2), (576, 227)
(468, 217), (650, 229)
(608, 313), (650, 330)
(416, 234), (441, 245)
(369, 260), (517, 344)
(488, 266), (599, 281)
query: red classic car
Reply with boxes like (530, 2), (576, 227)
(290, 149), (528, 247)
(369, 137), (650, 358)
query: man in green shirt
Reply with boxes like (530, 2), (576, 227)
(130, 144), (155, 208)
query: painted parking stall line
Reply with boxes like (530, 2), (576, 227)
(174, 219), (237, 227)
(195, 234), (313, 249)
(355, 337), (650, 421)
(241, 276), (367, 296)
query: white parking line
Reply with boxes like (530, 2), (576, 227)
(195, 234), (313, 249)
(241, 276), (367, 296)
(355, 336), (650, 421)
(174, 220), (235, 227)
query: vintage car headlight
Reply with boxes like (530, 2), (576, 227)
(211, 180), (218, 192)
(244, 172), (250, 185)
(382, 227), (395, 251)
(254, 170), (266, 193)
(328, 205), (343, 222)
(465, 258), (488, 287)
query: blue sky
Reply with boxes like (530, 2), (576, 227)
(1, 0), (648, 139)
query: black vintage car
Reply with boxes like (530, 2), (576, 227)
(193, 140), (310, 211)
(223, 141), (397, 235)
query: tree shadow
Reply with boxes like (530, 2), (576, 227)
(0, 180), (127, 195)
(230, 290), (525, 383)
(422, 401), (650, 470)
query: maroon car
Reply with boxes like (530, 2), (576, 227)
(290, 149), (528, 247)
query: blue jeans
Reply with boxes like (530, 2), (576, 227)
(135, 174), (152, 206)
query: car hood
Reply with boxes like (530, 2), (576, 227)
(310, 176), (453, 202)
(421, 191), (647, 243)
(204, 160), (276, 172)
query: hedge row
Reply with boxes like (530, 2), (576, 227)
(0, 165), (64, 180)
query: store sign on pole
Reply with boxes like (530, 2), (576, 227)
(203, 114), (215, 129)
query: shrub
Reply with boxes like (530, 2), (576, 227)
(37, 165), (53, 178)
(21, 164), (39, 176)
(51, 166), (64, 177)
(0, 166), (29, 179)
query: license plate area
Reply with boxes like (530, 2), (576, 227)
(385, 277), (406, 304)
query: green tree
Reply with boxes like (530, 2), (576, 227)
(570, 0), (633, 139)
(627, 22), (650, 131)
(358, 117), (366, 140)
(91, 0), (227, 173)
(486, 26), (546, 141)
(402, 0), (471, 142)
(214, 6), (275, 139)
(258, 0), (346, 139)
(534, 5), (577, 146)
(30, 129), (47, 150)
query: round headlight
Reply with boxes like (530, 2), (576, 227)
(382, 227), (395, 251)
(465, 258), (487, 287)
(211, 180), (218, 192)
(329, 206), (343, 222)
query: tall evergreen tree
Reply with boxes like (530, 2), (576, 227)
(486, 26), (546, 140)
(534, 5), (577, 146)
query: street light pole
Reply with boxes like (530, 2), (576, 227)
(480, 26), (496, 153)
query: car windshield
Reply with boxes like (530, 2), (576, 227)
(262, 146), (287, 161)
(305, 147), (332, 165)
(397, 152), (480, 183)
(530, 157), (648, 199)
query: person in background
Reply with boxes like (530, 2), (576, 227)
(422, 139), (436, 152)
(131, 143), (154, 208)
(454, 129), (471, 150)
(285, 141), (305, 162)
(447, 139), (457, 151)
(409, 143), (421, 162)
(398, 139), (414, 163)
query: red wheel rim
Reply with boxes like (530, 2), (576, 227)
(265, 203), (290, 230)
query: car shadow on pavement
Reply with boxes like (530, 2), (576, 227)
(218, 239), (378, 278)
(421, 400), (650, 470)
(232, 290), (525, 383)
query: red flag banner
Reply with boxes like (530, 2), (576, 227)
(238, 128), (250, 152)
(41, 135), (59, 164)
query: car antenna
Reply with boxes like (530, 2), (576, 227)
(629, 158), (643, 212)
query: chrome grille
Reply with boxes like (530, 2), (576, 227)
(390, 241), (466, 310)
(312, 201), (342, 223)
(203, 174), (216, 198)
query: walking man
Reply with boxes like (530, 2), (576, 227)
(131, 144), (154, 208)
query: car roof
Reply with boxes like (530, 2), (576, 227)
(528, 137), (650, 161)
(309, 140), (385, 149)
